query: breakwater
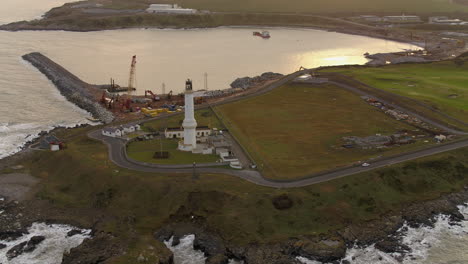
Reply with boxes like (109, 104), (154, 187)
(22, 52), (114, 123)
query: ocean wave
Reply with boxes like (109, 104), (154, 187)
(0, 121), (92, 160)
(297, 204), (468, 264)
(164, 235), (207, 264)
(0, 222), (91, 264)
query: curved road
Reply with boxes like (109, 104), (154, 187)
(89, 70), (468, 188)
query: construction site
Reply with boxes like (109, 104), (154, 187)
(92, 55), (285, 122)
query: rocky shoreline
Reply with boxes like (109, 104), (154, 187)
(22, 52), (114, 124)
(154, 188), (468, 264)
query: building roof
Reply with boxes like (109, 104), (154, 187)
(121, 124), (139, 129)
(166, 126), (211, 132)
(103, 127), (121, 133)
(39, 135), (60, 149)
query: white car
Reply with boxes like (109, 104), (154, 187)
(362, 163), (371, 167)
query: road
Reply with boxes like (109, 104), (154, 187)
(88, 69), (468, 188)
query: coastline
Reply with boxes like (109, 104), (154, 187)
(1, 135), (467, 263)
(153, 188), (468, 263)
(0, 20), (425, 48)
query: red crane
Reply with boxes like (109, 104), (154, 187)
(145, 90), (160, 101)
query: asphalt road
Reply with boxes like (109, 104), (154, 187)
(88, 69), (468, 188)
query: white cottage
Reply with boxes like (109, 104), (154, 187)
(121, 124), (141, 134)
(164, 126), (211, 139)
(102, 127), (123, 138)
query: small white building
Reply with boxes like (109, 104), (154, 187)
(434, 134), (447, 142)
(164, 126), (212, 139)
(429, 16), (464, 25)
(121, 124), (141, 134)
(146, 3), (196, 14)
(50, 144), (60, 151)
(383, 15), (421, 23)
(102, 127), (123, 138)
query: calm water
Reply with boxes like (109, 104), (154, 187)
(1, 1), (467, 264)
(0, 21), (416, 158)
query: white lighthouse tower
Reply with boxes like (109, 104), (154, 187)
(179, 79), (197, 151)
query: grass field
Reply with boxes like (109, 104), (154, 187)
(19, 125), (468, 260)
(215, 83), (423, 180)
(142, 108), (225, 132)
(321, 61), (468, 123)
(127, 138), (219, 164)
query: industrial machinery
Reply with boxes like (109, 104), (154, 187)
(145, 90), (161, 101)
(100, 91), (107, 104)
(167, 90), (173, 100)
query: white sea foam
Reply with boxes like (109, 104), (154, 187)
(0, 120), (92, 160)
(164, 235), (206, 264)
(0, 222), (91, 264)
(297, 204), (468, 264)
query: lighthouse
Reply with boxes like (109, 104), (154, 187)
(179, 79), (197, 151)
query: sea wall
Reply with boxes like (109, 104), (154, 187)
(22, 52), (114, 124)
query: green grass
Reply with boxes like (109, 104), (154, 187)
(20, 125), (468, 252)
(321, 61), (468, 123)
(127, 138), (219, 164)
(216, 83), (424, 180)
(142, 108), (225, 132)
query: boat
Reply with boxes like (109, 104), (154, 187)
(86, 117), (101, 123)
(253, 31), (270, 39)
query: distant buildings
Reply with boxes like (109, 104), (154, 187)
(382, 15), (422, 23)
(352, 14), (467, 26)
(351, 14), (422, 24)
(429, 16), (466, 25)
(146, 4), (197, 14)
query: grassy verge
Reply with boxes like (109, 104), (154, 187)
(25, 12), (359, 31)
(142, 108), (225, 132)
(127, 138), (219, 164)
(320, 61), (468, 125)
(18, 125), (468, 251)
(215, 83), (428, 179)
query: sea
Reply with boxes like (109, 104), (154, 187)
(1, 1), (467, 264)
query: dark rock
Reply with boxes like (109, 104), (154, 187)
(171, 235), (180, 247)
(0, 243), (6, 249)
(292, 236), (347, 263)
(375, 239), (409, 254)
(6, 236), (45, 260)
(193, 232), (226, 257)
(229, 243), (296, 264)
(230, 72), (283, 89)
(206, 253), (229, 264)
(338, 215), (404, 246)
(403, 197), (463, 227)
(6, 241), (27, 260)
(62, 232), (122, 264)
(67, 229), (82, 237)
(272, 194), (294, 210)
(0, 230), (26, 241)
(154, 227), (174, 243)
